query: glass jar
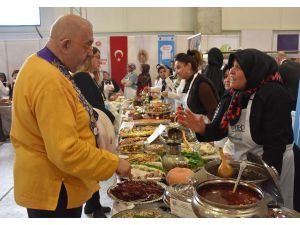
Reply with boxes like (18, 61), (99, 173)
(162, 143), (188, 172)
(161, 126), (188, 172)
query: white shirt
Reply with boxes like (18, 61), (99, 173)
(0, 81), (9, 98)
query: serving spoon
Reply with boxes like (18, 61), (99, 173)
(182, 129), (193, 151)
(218, 148), (234, 178)
(232, 161), (247, 193)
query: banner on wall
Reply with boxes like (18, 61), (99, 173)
(158, 34), (175, 68)
(94, 37), (108, 73)
(187, 33), (201, 51)
(294, 80), (300, 148)
(277, 34), (299, 51)
(110, 36), (128, 90)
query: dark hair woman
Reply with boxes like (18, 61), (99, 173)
(203, 47), (225, 98)
(73, 46), (114, 217)
(174, 51), (219, 121)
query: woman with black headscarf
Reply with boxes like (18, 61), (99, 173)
(177, 49), (296, 210)
(203, 47), (225, 98)
(136, 64), (151, 96)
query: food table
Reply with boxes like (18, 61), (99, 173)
(107, 97), (219, 218)
(106, 96), (300, 218)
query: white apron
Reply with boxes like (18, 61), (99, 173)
(228, 94), (294, 209)
(182, 73), (209, 123)
(174, 79), (187, 109)
(124, 86), (136, 99)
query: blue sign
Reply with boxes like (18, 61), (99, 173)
(158, 35), (175, 68)
(293, 80), (300, 148)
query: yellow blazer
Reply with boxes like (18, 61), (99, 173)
(10, 54), (119, 210)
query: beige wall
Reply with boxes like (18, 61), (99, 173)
(87, 8), (195, 33)
(222, 8), (300, 30)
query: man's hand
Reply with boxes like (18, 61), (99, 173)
(116, 158), (131, 178)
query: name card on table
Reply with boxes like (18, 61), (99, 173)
(146, 124), (166, 144)
(119, 121), (134, 131)
(170, 198), (197, 218)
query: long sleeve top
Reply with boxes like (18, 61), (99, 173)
(73, 72), (115, 123)
(121, 72), (138, 89)
(10, 54), (119, 210)
(186, 74), (219, 121)
(0, 81), (9, 98)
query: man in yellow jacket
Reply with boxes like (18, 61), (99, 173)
(10, 14), (131, 218)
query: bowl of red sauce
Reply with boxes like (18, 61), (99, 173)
(192, 179), (268, 218)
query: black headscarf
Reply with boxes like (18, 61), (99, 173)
(137, 64), (151, 86)
(228, 48), (279, 90)
(220, 49), (282, 130)
(203, 47), (225, 98)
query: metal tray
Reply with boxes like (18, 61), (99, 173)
(107, 180), (167, 204)
(268, 207), (300, 218)
(112, 208), (178, 218)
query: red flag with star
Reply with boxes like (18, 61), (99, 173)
(110, 36), (128, 90)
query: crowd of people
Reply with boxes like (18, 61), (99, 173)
(5, 13), (300, 218)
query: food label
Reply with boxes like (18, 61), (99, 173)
(119, 121), (135, 131)
(146, 124), (166, 144)
(170, 198), (197, 218)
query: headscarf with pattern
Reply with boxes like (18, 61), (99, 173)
(220, 49), (282, 131)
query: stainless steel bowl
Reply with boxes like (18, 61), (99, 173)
(192, 179), (268, 218)
(163, 183), (194, 207)
(204, 160), (269, 185)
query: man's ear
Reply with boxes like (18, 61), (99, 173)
(60, 39), (71, 53)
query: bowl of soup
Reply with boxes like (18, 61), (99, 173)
(192, 179), (268, 218)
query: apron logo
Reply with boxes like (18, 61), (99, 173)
(231, 124), (245, 133)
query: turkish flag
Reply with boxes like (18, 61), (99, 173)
(110, 36), (128, 91)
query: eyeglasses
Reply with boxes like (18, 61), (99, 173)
(72, 39), (93, 50)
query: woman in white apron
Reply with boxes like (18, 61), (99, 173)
(176, 49), (295, 210)
(121, 63), (138, 99)
(173, 51), (219, 122)
(162, 78), (186, 110)
(214, 64), (235, 157)
(146, 64), (169, 100)
(162, 50), (206, 112)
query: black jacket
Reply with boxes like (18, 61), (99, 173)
(73, 72), (115, 123)
(279, 60), (300, 110)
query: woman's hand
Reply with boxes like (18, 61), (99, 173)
(176, 107), (206, 134)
